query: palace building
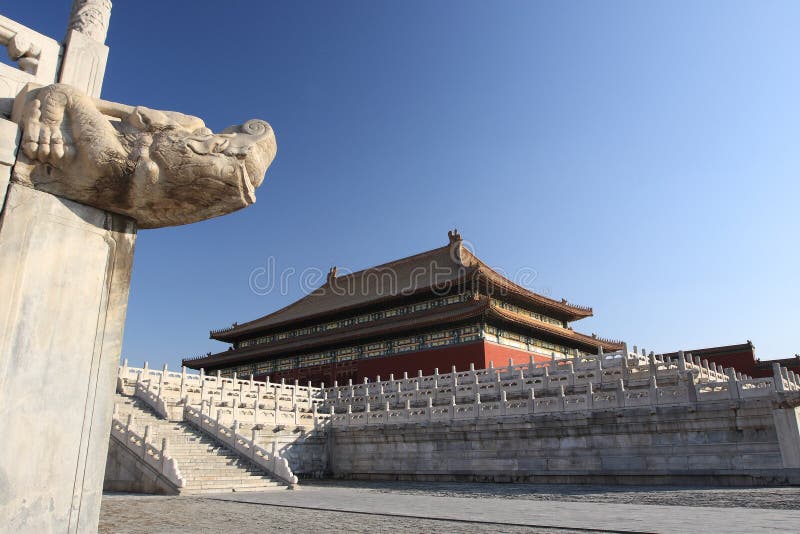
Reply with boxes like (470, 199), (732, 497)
(183, 231), (624, 385)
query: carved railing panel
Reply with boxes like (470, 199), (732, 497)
(0, 16), (59, 117)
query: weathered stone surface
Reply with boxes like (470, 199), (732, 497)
(103, 438), (179, 495)
(59, 30), (108, 98)
(0, 118), (19, 211)
(67, 0), (112, 44)
(0, 184), (136, 533)
(254, 427), (329, 479)
(773, 406), (800, 467)
(328, 401), (800, 485)
(13, 83), (277, 228)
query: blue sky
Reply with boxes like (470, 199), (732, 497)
(7, 1), (799, 369)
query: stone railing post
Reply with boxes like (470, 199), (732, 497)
(528, 388), (536, 414)
(649, 376), (658, 405)
(773, 363), (786, 393)
(142, 425), (150, 457)
(620, 349), (629, 378)
(474, 392), (481, 419)
(687, 373), (698, 403)
(677, 350), (687, 372)
(558, 385), (566, 411)
(427, 397), (433, 421)
(500, 390), (507, 416)
(616, 379), (625, 408)
(586, 382), (594, 409)
(160, 438), (168, 469)
(180, 366), (187, 399)
(700, 359), (709, 380)
(726, 368), (741, 399)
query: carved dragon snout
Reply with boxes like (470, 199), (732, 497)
(12, 83), (277, 228)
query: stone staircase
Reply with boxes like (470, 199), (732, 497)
(114, 394), (285, 494)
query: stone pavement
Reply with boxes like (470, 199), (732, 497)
(100, 482), (800, 533)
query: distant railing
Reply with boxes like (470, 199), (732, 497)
(318, 351), (800, 429)
(118, 348), (800, 433)
(119, 360), (324, 427)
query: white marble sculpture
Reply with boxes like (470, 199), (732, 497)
(13, 83), (276, 228)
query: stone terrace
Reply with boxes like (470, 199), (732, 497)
(113, 346), (800, 488)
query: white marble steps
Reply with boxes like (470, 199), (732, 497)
(114, 394), (286, 493)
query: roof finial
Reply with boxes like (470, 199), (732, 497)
(447, 228), (462, 244)
(327, 266), (338, 283)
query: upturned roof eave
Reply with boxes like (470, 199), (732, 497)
(486, 305), (623, 352)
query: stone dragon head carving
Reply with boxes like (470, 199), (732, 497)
(13, 83), (276, 228)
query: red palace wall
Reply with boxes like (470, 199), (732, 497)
(258, 340), (552, 386)
(483, 340), (552, 369)
(703, 349), (760, 377)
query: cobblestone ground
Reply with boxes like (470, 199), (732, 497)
(100, 482), (800, 533)
(99, 494), (581, 533)
(306, 480), (800, 510)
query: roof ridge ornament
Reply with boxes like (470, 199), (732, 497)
(447, 228), (462, 244)
(447, 228), (464, 266)
(327, 266), (338, 283)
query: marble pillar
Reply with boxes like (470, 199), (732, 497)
(0, 184), (136, 533)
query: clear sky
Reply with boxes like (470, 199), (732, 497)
(7, 1), (799, 370)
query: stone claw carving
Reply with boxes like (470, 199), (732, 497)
(13, 83), (276, 228)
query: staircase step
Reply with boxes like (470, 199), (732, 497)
(113, 392), (289, 492)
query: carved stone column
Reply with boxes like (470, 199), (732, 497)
(60, 0), (112, 97)
(0, 183), (136, 533)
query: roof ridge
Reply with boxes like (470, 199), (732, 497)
(328, 244), (455, 281)
(210, 243), (463, 339)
